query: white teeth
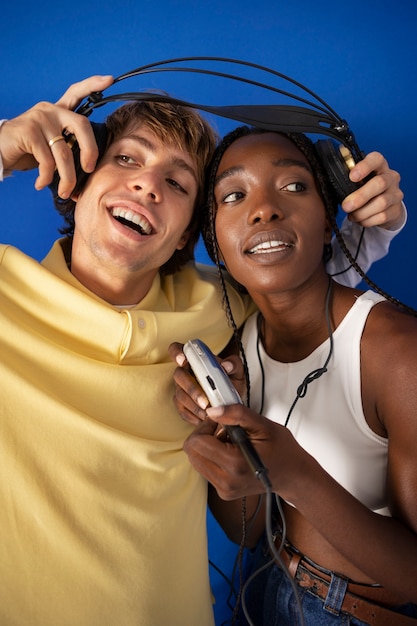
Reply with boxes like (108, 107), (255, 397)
(249, 240), (293, 254)
(111, 207), (152, 235)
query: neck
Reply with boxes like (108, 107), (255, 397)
(68, 246), (157, 306)
(255, 276), (335, 363)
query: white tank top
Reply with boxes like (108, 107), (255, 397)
(241, 290), (389, 515)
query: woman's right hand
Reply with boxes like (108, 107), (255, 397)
(168, 341), (246, 426)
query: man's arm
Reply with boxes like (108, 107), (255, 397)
(0, 75), (113, 198)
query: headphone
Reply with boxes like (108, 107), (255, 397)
(49, 56), (369, 205)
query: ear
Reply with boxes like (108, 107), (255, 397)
(176, 229), (191, 251)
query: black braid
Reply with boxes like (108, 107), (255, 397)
(288, 132), (417, 316)
(203, 125), (417, 324)
(203, 127), (254, 405)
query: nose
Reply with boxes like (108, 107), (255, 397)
(130, 167), (162, 202)
(248, 188), (284, 224)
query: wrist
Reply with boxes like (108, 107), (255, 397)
(0, 120), (13, 181)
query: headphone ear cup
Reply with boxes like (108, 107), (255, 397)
(48, 121), (109, 205)
(315, 139), (359, 205)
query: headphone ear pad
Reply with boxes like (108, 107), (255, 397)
(315, 139), (359, 205)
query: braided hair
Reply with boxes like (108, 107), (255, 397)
(202, 125), (417, 337)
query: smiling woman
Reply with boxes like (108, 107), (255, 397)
(177, 124), (417, 625)
(213, 131), (332, 298)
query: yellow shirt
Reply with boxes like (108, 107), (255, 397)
(0, 239), (248, 626)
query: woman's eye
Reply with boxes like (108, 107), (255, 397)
(222, 191), (244, 203)
(282, 182), (306, 192)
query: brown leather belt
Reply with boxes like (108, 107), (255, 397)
(279, 545), (417, 625)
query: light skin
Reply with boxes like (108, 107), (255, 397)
(0, 76), (199, 306)
(70, 126), (198, 305)
(170, 133), (417, 604)
(0, 76), (115, 197)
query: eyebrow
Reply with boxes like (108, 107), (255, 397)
(123, 134), (198, 184)
(215, 158), (312, 186)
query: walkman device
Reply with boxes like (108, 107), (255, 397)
(183, 338), (271, 489)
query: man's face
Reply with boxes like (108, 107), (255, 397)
(71, 123), (198, 284)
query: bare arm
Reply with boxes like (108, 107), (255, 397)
(181, 308), (417, 603)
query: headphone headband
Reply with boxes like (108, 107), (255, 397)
(74, 56), (363, 160)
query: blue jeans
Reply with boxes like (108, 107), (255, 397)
(242, 541), (417, 626)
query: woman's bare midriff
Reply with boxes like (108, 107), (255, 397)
(282, 501), (376, 584)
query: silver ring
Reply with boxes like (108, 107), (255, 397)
(48, 135), (65, 148)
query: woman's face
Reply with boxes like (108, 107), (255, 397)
(213, 132), (332, 297)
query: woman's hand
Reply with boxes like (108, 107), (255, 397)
(168, 341), (246, 426)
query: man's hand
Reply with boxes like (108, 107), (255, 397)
(342, 151), (404, 230)
(0, 75), (113, 198)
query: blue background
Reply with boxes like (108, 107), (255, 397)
(1, 2), (416, 623)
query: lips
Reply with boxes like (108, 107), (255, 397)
(110, 206), (153, 236)
(245, 231), (295, 255)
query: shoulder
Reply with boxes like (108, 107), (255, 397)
(172, 262), (255, 324)
(0, 243), (29, 267)
(361, 298), (417, 428)
(364, 297), (417, 341)
(362, 296), (417, 366)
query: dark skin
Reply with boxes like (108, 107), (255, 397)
(170, 133), (417, 604)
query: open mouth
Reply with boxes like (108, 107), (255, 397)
(247, 240), (294, 255)
(111, 207), (153, 235)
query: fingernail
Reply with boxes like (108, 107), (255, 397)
(197, 395), (209, 410)
(342, 198), (354, 212)
(220, 360), (233, 374)
(175, 353), (186, 366)
(206, 406), (224, 418)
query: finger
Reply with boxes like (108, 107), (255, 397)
(23, 105), (98, 191)
(184, 424), (260, 499)
(347, 200), (404, 229)
(173, 366), (209, 411)
(168, 341), (186, 365)
(42, 138), (78, 199)
(59, 115), (101, 174)
(342, 175), (386, 214)
(343, 172), (404, 228)
(55, 75), (114, 110)
(173, 388), (207, 425)
(349, 151), (387, 183)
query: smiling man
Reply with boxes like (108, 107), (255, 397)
(0, 77), (249, 626)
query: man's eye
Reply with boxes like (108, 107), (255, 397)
(116, 154), (137, 165)
(167, 179), (187, 194)
(282, 182), (306, 192)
